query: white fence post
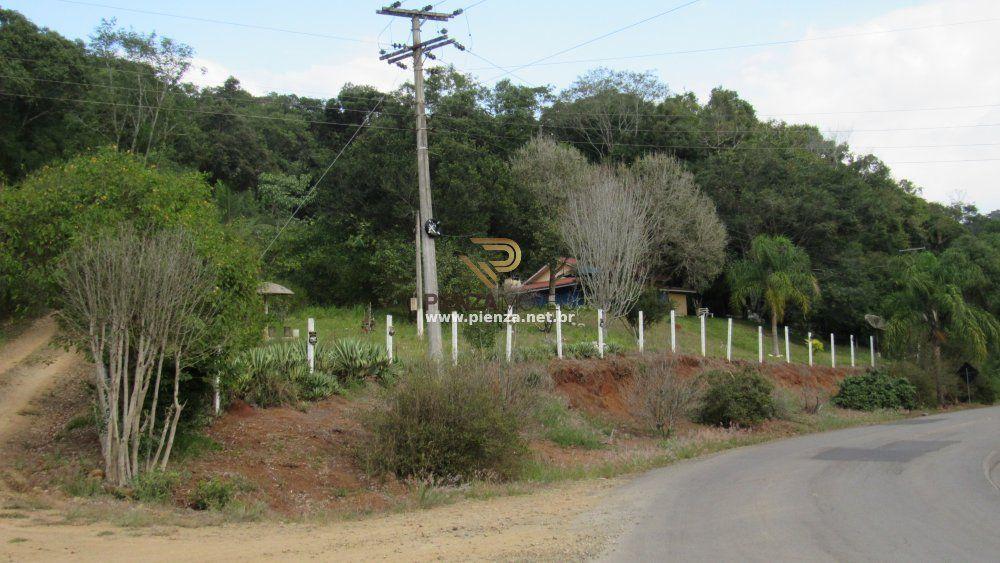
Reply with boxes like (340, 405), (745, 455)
(830, 333), (836, 368)
(758, 326), (764, 364)
(214, 375), (221, 415)
(307, 317), (316, 374)
(555, 304), (563, 359)
(726, 317), (733, 361)
(670, 309), (677, 353)
(808, 331), (813, 367)
(870, 335), (876, 368)
(638, 311), (645, 353)
(452, 311), (459, 366)
(597, 309), (605, 359)
(505, 306), (513, 362)
(386, 315), (394, 363)
(417, 305), (424, 339)
(850, 335), (856, 367)
(700, 313), (706, 357)
(784, 326), (791, 364)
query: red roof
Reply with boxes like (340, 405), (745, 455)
(514, 276), (579, 293)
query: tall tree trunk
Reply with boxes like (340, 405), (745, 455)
(771, 311), (781, 357)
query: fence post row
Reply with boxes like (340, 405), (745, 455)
(784, 326), (791, 364)
(808, 331), (813, 367)
(700, 313), (706, 357)
(386, 314), (394, 363)
(307, 317), (316, 374)
(726, 317), (733, 361)
(870, 335), (876, 368)
(638, 310), (645, 353)
(670, 309), (677, 353)
(452, 311), (458, 366)
(758, 325), (764, 364)
(830, 333), (836, 368)
(597, 309), (605, 359)
(555, 304), (563, 359)
(505, 306), (513, 362)
(850, 334), (856, 367)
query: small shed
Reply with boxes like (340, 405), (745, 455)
(257, 282), (294, 315)
(658, 287), (697, 317)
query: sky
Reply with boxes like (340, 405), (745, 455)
(6, 0), (1000, 211)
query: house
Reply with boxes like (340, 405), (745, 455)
(657, 287), (697, 317)
(511, 258), (583, 306)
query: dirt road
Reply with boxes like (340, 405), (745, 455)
(0, 316), (80, 445)
(0, 478), (622, 561)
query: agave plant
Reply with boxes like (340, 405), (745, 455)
(227, 340), (341, 406)
(321, 339), (396, 383)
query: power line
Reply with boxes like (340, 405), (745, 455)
(13, 61), (1000, 123)
(260, 72), (405, 260)
(469, 16), (1000, 72)
(489, 0), (701, 81)
(0, 91), (414, 131)
(49, 0), (376, 44)
(7, 88), (1000, 143)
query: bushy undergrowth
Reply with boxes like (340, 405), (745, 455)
(227, 338), (395, 407)
(832, 370), (917, 411)
(563, 341), (624, 359)
(628, 355), (704, 436)
(189, 476), (252, 510)
(362, 363), (530, 481)
(699, 367), (776, 427)
(533, 396), (605, 449)
(131, 470), (180, 503)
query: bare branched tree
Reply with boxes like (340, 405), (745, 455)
(560, 167), (658, 320)
(628, 355), (704, 436)
(60, 226), (215, 486)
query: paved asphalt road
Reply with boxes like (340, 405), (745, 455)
(600, 407), (1000, 562)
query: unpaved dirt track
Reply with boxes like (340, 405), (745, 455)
(0, 479), (621, 562)
(600, 406), (1000, 562)
(0, 316), (80, 444)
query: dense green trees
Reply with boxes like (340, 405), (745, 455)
(0, 8), (996, 383)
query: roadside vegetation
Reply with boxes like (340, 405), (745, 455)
(0, 7), (998, 530)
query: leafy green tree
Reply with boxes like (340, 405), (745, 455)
(728, 235), (819, 356)
(0, 148), (261, 360)
(884, 251), (1000, 405)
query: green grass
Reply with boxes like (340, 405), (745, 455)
(285, 305), (870, 368)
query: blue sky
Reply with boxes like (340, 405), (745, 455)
(7, 0), (1000, 211)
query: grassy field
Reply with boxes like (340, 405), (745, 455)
(282, 305), (873, 368)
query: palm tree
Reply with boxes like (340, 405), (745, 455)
(728, 235), (819, 357)
(885, 251), (999, 406)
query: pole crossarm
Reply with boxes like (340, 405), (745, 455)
(377, 7), (455, 21)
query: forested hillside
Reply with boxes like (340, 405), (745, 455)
(1, 7), (997, 343)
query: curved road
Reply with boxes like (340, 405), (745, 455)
(601, 407), (1000, 562)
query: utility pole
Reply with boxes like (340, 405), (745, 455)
(378, 4), (465, 360)
(414, 211), (424, 339)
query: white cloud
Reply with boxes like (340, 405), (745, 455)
(732, 0), (1000, 211)
(185, 54), (403, 99)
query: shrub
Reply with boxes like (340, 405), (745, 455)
(321, 339), (395, 383)
(362, 365), (527, 481)
(628, 355), (703, 435)
(564, 341), (625, 359)
(625, 288), (671, 330)
(131, 470), (180, 504)
(464, 320), (502, 351)
(699, 367), (776, 427)
(227, 341), (344, 407)
(190, 476), (249, 510)
(832, 370), (918, 411)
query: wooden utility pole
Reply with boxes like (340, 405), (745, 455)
(378, 4), (465, 360)
(414, 211), (424, 338)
